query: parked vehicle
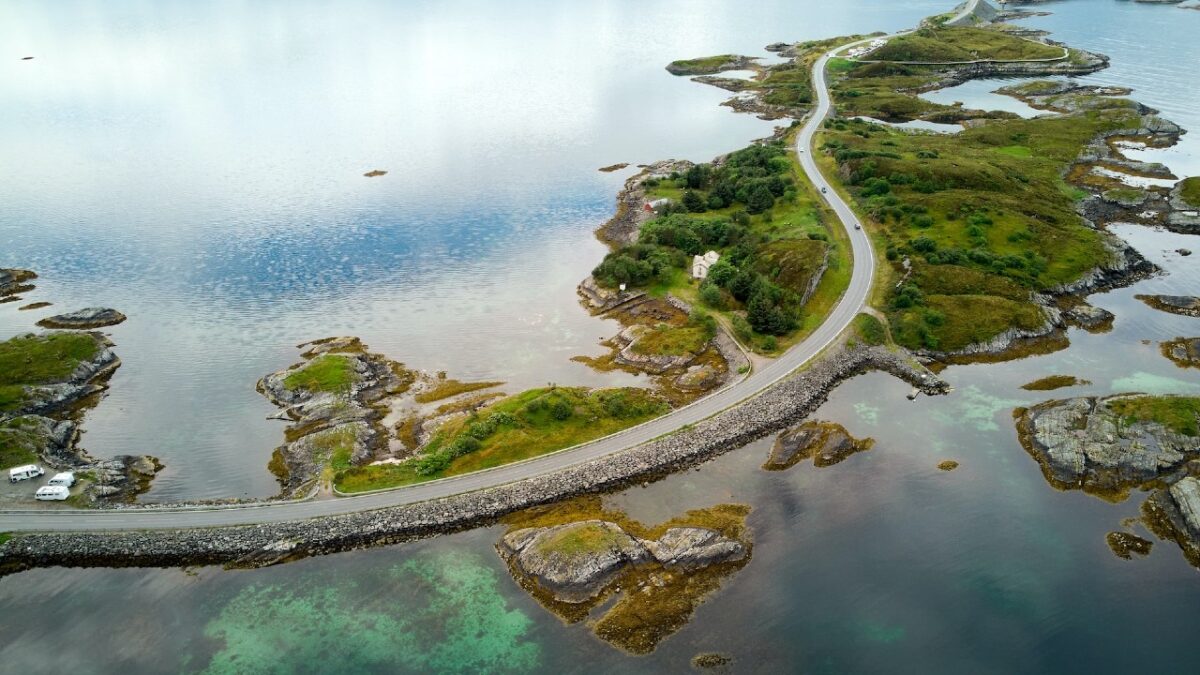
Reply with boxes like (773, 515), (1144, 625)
(35, 485), (70, 501)
(8, 464), (44, 483)
(48, 472), (76, 488)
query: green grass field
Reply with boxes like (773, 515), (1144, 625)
(868, 26), (1063, 63)
(0, 333), (103, 412)
(283, 355), (356, 395)
(335, 386), (668, 493)
(1179, 177), (1200, 207)
(1108, 396), (1200, 437)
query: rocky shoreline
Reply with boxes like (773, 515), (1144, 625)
(0, 331), (160, 503)
(0, 344), (947, 574)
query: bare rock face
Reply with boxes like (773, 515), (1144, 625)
(1064, 303), (1115, 332)
(499, 521), (651, 603)
(498, 520), (746, 604)
(36, 307), (126, 329)
(643, 527), (746, 570)
(1015, 395), (1200, 497)
(1143, 477), (1200, 567)
(765, 421), (873, 470)
(674, 365), (722, 391)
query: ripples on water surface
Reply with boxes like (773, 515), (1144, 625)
(0, 0), (947, 499)
(2, 1), (1200, 673)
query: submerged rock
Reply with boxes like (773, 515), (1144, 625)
(1136, 294), (1200, 318)
(36, 307), (126, 329)
(1105, 531), (1153, 560)
(1015, 394), (1200, 498)
(764, 421), (874, 470)
(937, 460), (960, 471)
(1161, 337), (1200, 369)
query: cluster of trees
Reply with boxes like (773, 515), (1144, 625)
(701, 254), (798, 336)
(592, 243), (684, 288)
(664, 142), (796, 215)
(415, 411), (516, 475)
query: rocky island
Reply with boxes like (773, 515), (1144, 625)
(763, 420), (874, 470)
(498, 498), (751, 654)
(36, 307), (127, 330)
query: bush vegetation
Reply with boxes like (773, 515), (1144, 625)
(335, 386), (669, 492)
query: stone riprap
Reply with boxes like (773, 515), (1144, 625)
(35, 307), (126, 329)
(0, 344), (948, 574)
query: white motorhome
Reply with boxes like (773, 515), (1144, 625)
(8, 464), (44, 483)
(35, 485), (70, 501)
(47, 472), (76, 488)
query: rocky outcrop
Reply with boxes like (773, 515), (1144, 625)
(1015, 395), (1200, 498)
(1143, 477), (1200, 567)
(6, 332), (120, 417)
(0, 333), (159, 503)
(1136, 295), (1200, 318)
(36, 307), (126, 329)
(1064, 303), (1115, 333)
(764, 421), (874, 470)
(0, 344), (947, 573)
(666, 55), (758, 76)
(594, 159), (694, 248)
(0, 268), (36, 301)
(498, 520), (745, 604)
(258, 337), (409, 496)
(499, 521), (651, 602)
(611, 324), (703, 374)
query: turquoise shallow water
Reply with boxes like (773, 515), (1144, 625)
(2, 1), (1200, 673)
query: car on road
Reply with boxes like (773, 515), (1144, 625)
(855, 224), (861, 230)
(8, 464), (44, 483)
(821, 187), (827, 194)
(35, 485), (70, 501)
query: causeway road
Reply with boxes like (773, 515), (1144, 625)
(0, 13), (927, 533)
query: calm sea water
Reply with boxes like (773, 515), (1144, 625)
(2, 1), (1200, 673)
(0, 0), (947, 500)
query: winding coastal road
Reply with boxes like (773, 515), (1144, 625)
(0, 3), (983, 533)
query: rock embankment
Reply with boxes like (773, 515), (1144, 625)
(1016, 395), (1200, 497)
(497, 520), (745, 604)
(0, 344), (948, 573)
(36, 308), (126, 330)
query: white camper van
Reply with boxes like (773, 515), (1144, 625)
(35, 485), (70, 501)
(8, 464), (44, 483)
(47, 472), (76, 488)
